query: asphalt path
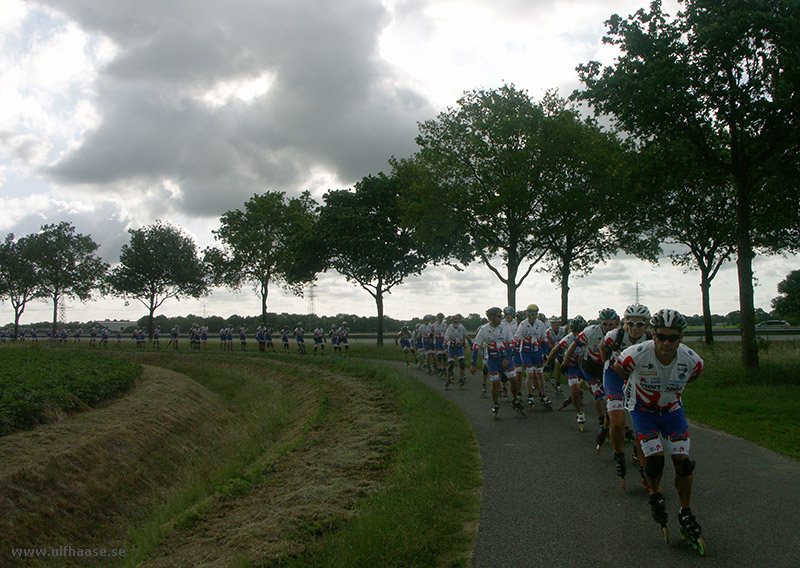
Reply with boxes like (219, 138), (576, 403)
(382, 360), (800, 568)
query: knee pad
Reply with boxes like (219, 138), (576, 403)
(675, 458), (696, 477)
(644, 454), (665, 479)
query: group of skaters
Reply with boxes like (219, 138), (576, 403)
(398, 303), (707, 554)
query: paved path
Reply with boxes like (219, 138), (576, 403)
(385, 361), (800, 568)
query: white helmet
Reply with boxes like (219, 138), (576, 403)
(650, 309), (687, 331)
(624, 304), (651, 319)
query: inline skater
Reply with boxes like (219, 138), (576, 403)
(396, 325), (413, 365)
(516, 304), (551, 411)
(545, 315), (587, 425)
(419, 315), (434, 372)
(432, 313), (449, 377)
(471, 307), (522, 418)
(313, 324), (326, 355)
(256, 324), (266, 352)
(614, 309), (706, 553)
(444, 314), (470, 389)
(265, 324), (275, 352)
(338, 321), (350, 356)
(280, 326), (290, 353)
(544, 316), (567, 394)
(330, 324), (340, 355)
(600, 304), (651, 487)
(152, 326), (160, 349)
(501, 307), (519, 402)
(293, 322), (306, 355)
(563, 308), (619, 437)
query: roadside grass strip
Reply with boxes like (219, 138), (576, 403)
(683, 341), (800, 461)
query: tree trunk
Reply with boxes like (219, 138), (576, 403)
(148, 305), (156, 341)
(560, 262), (571, 326)
(735, 177), (759, 369)
(51, 293), (59, 336)
(700, 273), (714, 344)
(13, 306), (22, 341)
(260, 276), (270, 325)
(506, 260), (519, 309)
(376, 279), (384, 346)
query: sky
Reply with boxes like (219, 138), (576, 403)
(1, 0), (795, 326)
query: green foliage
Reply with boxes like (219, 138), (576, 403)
(318, 173), (430, 344)
(108, 221), (208, 337)
(0, 233), (39, 340)
(26, 222), (108, 333)
(0, 346), (141, 435)
(772, 270), (800, 323)
(207, 191), (320, 324)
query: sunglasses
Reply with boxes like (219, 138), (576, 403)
(655, 332), (681, 343)
(627, 321), (646, 328)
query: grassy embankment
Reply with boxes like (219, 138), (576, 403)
(0, 343), (480, 567)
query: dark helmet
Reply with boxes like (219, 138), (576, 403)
(570, 315), (587, 333)
(599, 308), (618, 321)
(486, 307), (503, 318)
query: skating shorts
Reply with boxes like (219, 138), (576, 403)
(521, 351), (544, 374)
(486, 357), (515, 382)
(434, 338), (445, 354)
(604, 366), (626, 412)
(630, 405), (690, 458)
(567, 365), (605, 400)
(447, 345), (465, 360)
(400, 339), (411, 349)
(423, 339), (432, 353)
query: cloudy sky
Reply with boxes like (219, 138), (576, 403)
(1, 0), (794, 325)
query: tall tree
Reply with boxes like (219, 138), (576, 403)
(414, 84), (551, 308)
(27, 222), (108, 334)
(534, 93), (656, 323)
(206, 191), (319, 325)
(636, 138), (737, 343)
(0, 234), (39, 340)
(108, 222), (208, 338)
(576, 0), (800, 369)
(318, 173), (429, 345)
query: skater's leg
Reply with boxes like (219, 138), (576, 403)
(673, 456), (695, 509)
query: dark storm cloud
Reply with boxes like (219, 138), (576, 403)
(42, 0), (435, 215)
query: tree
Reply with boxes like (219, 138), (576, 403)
(534, 93), (656, 323)
(576, 0), (800, 369)
(636, 138), (737, 343)
(318, 172), (430, 345)
(206, 191), (319, 325)
(413, 84), (552, 308)
(27, 222), (108, 334)
(108, 222), (208, 338)
(772, 270), (800, 323)
(0, 234), (39, 340)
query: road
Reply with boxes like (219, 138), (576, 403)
(387, 361), (800, 568)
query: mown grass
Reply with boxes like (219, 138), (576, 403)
(682, 340), (800, 460)
(272, 357), (481, 568)
(0, 343), (141, 436)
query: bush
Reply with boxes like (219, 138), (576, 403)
(0, 346), (141, 436)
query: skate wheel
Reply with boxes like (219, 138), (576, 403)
(595, 445), (601, 455)
(662, 526), (669, 544)
(694, 537), (707, 556)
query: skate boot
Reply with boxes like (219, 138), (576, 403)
(576, 411), (586, 432)
(614, 452), (627, 490)
(491, 403), (500, 420)
(540, 394), (553, 410)
(624, 426), (636, 443)
(512, 396), (526, 416)
(649, 492), (669, 543)
(444, 378), (451, 390)
(458, 377), (466, 389)
(595, 426), (609, 453)
(679, 508), (706, 555)
(502, 385), (509, 402)
(481, 384), (487, 398)
(527, 394), (536, 408)
(558, 395), (573, 411)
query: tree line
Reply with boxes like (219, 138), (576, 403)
(1, 1), (798, 370)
